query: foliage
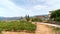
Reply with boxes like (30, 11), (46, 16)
(43, 20), (50, 23)
(0, 21), (36, 32)
(54, 17), (60, 22)
(50, 9), (60, 21)
(25, 15), (30, 21)
(52, 27), (60, 34)
(32, 18), (42, 22)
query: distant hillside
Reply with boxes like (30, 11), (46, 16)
(32, 14), (48, 17)
(0, 15), (48, 21)
(0, 17), (21, 20)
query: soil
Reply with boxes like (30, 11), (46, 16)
(35, 22), (55, 34)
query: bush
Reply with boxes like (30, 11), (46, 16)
(0, 21), (36, 32)
(24, 22), (36, 32)
(32, 18), (42, 22)
(43, 20), (50, 23)
(55, 17), (60, 22)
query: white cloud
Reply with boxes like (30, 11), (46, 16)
(26, 5), (49, 16)
(44, 0), (60, 9)
(0, 0), (60, 17)
(32, 0), (60, 12)
(0, 0), (28, 17)
(33, 5), (48, 9)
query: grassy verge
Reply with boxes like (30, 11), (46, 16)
(52, 26), (60, 34)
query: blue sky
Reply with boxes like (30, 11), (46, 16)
(0, 0), (60, 17)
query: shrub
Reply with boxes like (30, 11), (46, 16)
(32, 18), (42, 22)
(55, 17), (60, 22)
(0, 21), (36, 32)
(24, 22), (36, 32)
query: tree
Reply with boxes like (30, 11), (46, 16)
(25, 15), (30, 21)
(50, 9), (60, 21)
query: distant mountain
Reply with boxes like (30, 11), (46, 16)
(0, 14), (48, 21)
(0, 17), (21, 20)
(0, 17), (5, 20)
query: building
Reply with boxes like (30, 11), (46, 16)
(48, 11), (52, 18)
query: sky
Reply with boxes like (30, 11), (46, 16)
(0, 0), (60, 17)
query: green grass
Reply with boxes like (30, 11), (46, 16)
(52, 27), (60, 34)
(0, 21), (36, 32)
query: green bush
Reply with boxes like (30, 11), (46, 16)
(32, 18), (42, 22)
(0, 21), (36, 32)
(24, 22), (36, 32)
(55, 17), (60, 22)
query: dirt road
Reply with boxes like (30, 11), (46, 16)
(35, 22), (55, 34)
